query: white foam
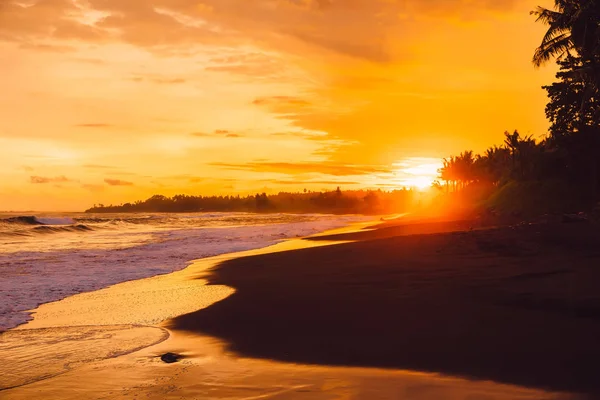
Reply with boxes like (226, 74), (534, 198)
(35, 217), (76, 225)
(0, 215), (369, 331)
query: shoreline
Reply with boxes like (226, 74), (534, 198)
(1, 217), (582, 399)
(1, 213), (370, 332)
(1, 219), (375, 391)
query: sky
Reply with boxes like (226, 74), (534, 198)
(0, 0), (556, 211)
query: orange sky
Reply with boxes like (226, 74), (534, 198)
(0, 0), (556, 211)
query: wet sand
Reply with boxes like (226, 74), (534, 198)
(1, 219), (587, 399)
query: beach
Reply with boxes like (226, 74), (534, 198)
(2, 217), (595, 399)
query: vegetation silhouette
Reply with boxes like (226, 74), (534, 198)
(86, 189), (420, 215)
(436, 1), (600, 216)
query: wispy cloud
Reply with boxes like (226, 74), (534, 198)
(104, 178), (134, 186)
(129, 75), (187, 84)
(205, 52), (286, 78)
(18, 43), (76, 53)
(163, 175), (204, 183)
(252, 96), (310, 107)
(191, 130), (242, 138)
(270, 131), (328, 140)
(30, 175), (74, 184)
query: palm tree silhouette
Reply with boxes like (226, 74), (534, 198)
(532, 1), (600, 66)
(533, 1), (600, 202)
(532, 1), (600, 91)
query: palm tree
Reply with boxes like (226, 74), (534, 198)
(503, 130), (538, 180)
(532, 1), (600, 89)
(532, 1), (600, 65)
(481, 146), (511, 185)
(439, 152), (478, 191)
(456, 151), (476, 188)
(533, 1), (600, 203)
(440, 157), (458, 192)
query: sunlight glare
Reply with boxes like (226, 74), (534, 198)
(394, 158), (443, 191)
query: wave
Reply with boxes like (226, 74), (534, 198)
(0, 216), (94, 237)
(3, 216), (44, 225)
(32, 224), (94, 234)
(0, 214), (191, 238)
(74, 216), (162, 225)
(2, 216), (76, 226)
(36, 217), (75, 225)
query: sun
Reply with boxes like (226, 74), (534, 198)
(393, 158), (443, 191)
(411, 176), (435, 191)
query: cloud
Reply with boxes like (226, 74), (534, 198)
(272, 180), (359, 185)
(129, 75), (187, 84)
(19, 43), (76, 52)
(270, 131), (328, 140)
(190, 130), (241, 138)
(253, 96), (310, 107)
(289, 30), (392, 63)
(210, 162), (393, 176)
(163, 174), (204, 183)
(0, 1), (109, 45)
(104, 178), (134, 186)
(205, 52), (287, 78)
(252, 96), (315, 120)
(30, 175), (74, 184)
(74, 123), (114, 128)
(0, 0), (519, 63)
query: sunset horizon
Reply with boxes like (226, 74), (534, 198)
(1, 0), (556, 211)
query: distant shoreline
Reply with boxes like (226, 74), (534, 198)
(84, 189), (422, 215)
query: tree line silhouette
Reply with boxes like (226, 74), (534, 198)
(86, 188), (421, 215)
(436, 1), (600, 215)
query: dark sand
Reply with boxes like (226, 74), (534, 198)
(170, 219), (600, 397)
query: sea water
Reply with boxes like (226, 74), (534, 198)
(0, 212), (369, 331)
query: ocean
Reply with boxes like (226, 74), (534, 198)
(0, 212), (369, 331)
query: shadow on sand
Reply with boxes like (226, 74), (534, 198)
(170, 221), (600, 396)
